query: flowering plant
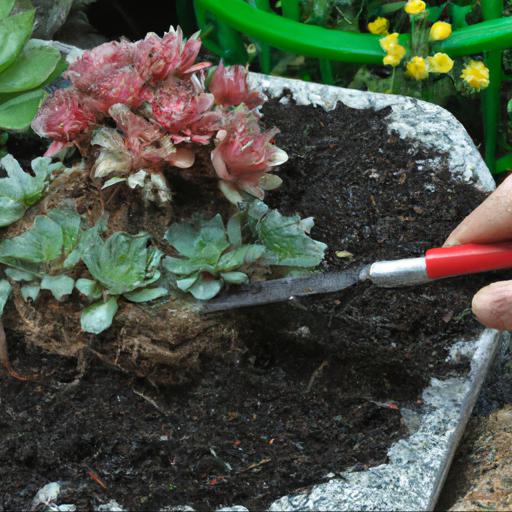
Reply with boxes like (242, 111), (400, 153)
(31, 27), (288, 204)
(372, 2), (489, 94)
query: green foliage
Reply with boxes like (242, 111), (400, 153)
(164, 213), (265, 300)
(247, 200), (326, 267)
(0, 203), (81, 307)
(0, 0), (66, 131)
(0, 154), (59, 227)
(79, 229), (166, 333)
(164, 203), (326, 300)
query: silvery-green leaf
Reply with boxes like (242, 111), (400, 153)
(4, 267), (36, 281)
(123, 286), (168, 303)
(189, 277), (222, 300)
(0, 196), (24, 226)
(0, 214), (63, 263)
(0, 154), (54, 226)
(80, 297), (118, 335)
(217, 244), (265, 271)
(226, 212), (243, 247)
(101, 176), (126, 190)
(176, 274), (199, 292)
(163, 256), (206, 276)
(165, 214), (228, 261)
(0, 278), (11, 315)
(46, 205), (81, 256)
(40, 274), (74, 300)
(63, 248), (81, 269)
(248, 200), (326, 268)
(75, 278), (102, 301)
(21, 283), (40, 301)
(221, 271), (248, 285)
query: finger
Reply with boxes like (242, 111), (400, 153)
(444, 173), (512, 246)
(472, 280), (512, 331)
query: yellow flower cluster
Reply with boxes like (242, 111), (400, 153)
(368, 17), (389, 36)
(379, 33), (406, 67)
(405, 53), (454, 80)
(461, 60), (490, 91)
(404, 0), (426, 15)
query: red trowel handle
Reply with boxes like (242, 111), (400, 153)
(426, 242), (512, 279)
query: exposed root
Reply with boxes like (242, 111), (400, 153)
(0, 320), (31, 381)
(305, 360), (329, 394)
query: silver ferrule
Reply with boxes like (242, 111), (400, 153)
(366, 257), (430, 287)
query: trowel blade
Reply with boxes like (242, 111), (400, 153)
(200, 266), (367, 314)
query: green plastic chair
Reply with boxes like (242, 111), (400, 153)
(193, 0), (512, 175)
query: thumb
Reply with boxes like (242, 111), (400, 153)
(472, 280), (512, 331)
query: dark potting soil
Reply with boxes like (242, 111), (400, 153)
(0, 98), (504, 511)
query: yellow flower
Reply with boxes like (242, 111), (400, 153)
(404, 0), (426, 15)
(461, 60), (490, 91)
(379, 32), (400, 52)
(368, 17), (390, 35)
(406, 56), (429, 80)
(383, 54), (402, 67)
(429, 21), (452, 41)
(428, 53), (454, 73)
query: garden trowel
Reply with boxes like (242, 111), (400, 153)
(201, 242), (512, 313)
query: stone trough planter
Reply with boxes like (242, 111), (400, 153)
(248, 74), (503, 512)
(1, 56), (505, 511)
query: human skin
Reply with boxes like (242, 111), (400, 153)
(444, 174), (512, 330)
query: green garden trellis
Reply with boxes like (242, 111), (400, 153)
(192, 0), (512, 175)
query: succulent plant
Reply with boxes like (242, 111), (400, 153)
(0, 0), (65, 131)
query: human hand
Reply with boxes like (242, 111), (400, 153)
(444, 174), (512, 330)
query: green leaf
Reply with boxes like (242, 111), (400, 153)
(248, 200), (326, 267)
(0, 214), (63, 263)
(0, 88), (46, 130)
(20, 282), (39, 301)
(427, 3), (446, 23)
(4, 266), (35, 281)
(0, 278), (11, 315)
(217, 244), (265, 271)
(0, 195), (24, 226)
(123, 286), (168, 303)
(0, 0), (15, 19)
(0, 154), (54, 223)
(188, 277), (223, 300)
(0, 10), (35, 74)
(221, 271), (248, 285)
(75, 278), (102, 301)
(226, 212), (243, 247)
(81, 231), (163, 296)
(80, 297), (119, 335)
(165, 214), (229, 261)
(449, 3), (472, 28)
(46, 205), (81, 256)
(0, 40), (61, 93)
(163, 255), (207, 276)
(176, 274), (199, 291)
(40, 274), (74, 300)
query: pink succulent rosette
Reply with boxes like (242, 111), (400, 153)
(31, 88), (97, 157)
(134, 28), (210, 84)
(209, 62), (263, 109)
(31, 25), (285, 205)
(150, 79), (222, 145)
(211, 109), (288, 200)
